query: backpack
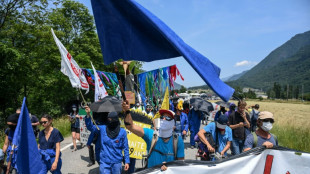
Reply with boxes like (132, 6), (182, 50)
(252, 132), (278, 147)
(250, 110), (259, 132)
(142, 131), (179, 168)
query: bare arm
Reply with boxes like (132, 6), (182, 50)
(197, 129), (214, 152)
(229, 123), (243, 130)
(2, 135), (9, 153)
(123, 101), (144, 138)
(220, 141), (231, 156)
(51, 142), (60, 171)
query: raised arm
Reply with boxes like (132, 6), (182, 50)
(84, 106), (99, 133)
(123, 100), (144, 138)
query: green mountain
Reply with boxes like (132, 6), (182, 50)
(223, 70), (249, 82)
(229, 30), (310, 93)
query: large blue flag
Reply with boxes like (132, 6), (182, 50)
(91, 0), (234, 101)
(12, 97), (44, 174)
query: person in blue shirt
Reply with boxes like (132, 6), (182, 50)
(122, 100), (184, 172)
(243, 111), (277, 151)
(38, 114), (64, 174)
(188, 108), (203, 148)
(174, 104), (188, 140)
(197, 114), (232, 160)
(85, 107), (129, 174)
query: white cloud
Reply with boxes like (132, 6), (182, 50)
(234, 60), (257, 67)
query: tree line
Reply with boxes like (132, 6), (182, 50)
(0, 0), (142, 130)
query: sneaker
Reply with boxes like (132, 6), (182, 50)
(191, 145), (195, 149)
(81, 143), (85, 148)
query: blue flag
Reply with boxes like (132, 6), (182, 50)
(91, 0), (234, 102)
(12, 97), (44, 174)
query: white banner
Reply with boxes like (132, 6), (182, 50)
(51, 28), (89, 93)
(145, 149), (310, 174)
(79, 115), (91, 144)
(91, 62), (108, 101)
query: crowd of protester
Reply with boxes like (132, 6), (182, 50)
(0, 98), (278, 174)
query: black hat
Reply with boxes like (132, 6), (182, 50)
(7, 113), (20, 123)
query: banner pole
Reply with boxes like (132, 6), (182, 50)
(78, 88), (99, 130)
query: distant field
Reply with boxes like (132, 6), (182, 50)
(229, 100), (310, 152)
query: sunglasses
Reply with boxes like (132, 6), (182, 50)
(262, 119), (274, 123)
(40, 121), (48, 125)
(160, 115), (173, 121)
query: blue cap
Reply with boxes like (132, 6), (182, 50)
(217, 114), (228, 125)
(72, 104), (77, 108)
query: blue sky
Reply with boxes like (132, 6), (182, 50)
(78, 0), (310, 88)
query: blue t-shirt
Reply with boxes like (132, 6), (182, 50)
(143, 128), (184, 168)
(244, 132), (277, 149)
(39, 128), (64, 150)
(203, 122), (232, 155)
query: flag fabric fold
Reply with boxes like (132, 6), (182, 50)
(90, 0), (234, 101)
(12, 97), (44, 174)
(51, 28), (89, 93)
(91, 62), (108, 101)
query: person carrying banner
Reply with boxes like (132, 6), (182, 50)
(243, 111), (278, 151)
(68, 104), (82, 152)
(84, 107), (129, 174)
(38, 114), (64, 174)
(228, 100), (251, 155)
(174, 100), (188, 140)
(122, 100), (184, 171)
(197, 114), (232, 160)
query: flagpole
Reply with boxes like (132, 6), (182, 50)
(6, 145), (15, 174)
(78, 88), (99, 130)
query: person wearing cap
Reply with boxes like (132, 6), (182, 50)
(174, 100), (188, 140)
(84, 107), (129, 174)
(197, 114), (232, 160)
(243, 111), (278, 151)
(68, 104), (82, 151)
(228, 100), (251, 155)
(122, 101), (184, 171)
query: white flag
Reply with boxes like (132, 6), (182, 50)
(51, 28), (89, 93)
(91, 62), (108, 101)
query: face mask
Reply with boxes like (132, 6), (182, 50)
(261, 122), (273, 132)
(158, 119), (174, 138)
(72, 108), (77, 111)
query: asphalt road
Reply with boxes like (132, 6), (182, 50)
(60, 125), (205, 174)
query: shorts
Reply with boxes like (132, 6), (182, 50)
(71, 127), (80, 133)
